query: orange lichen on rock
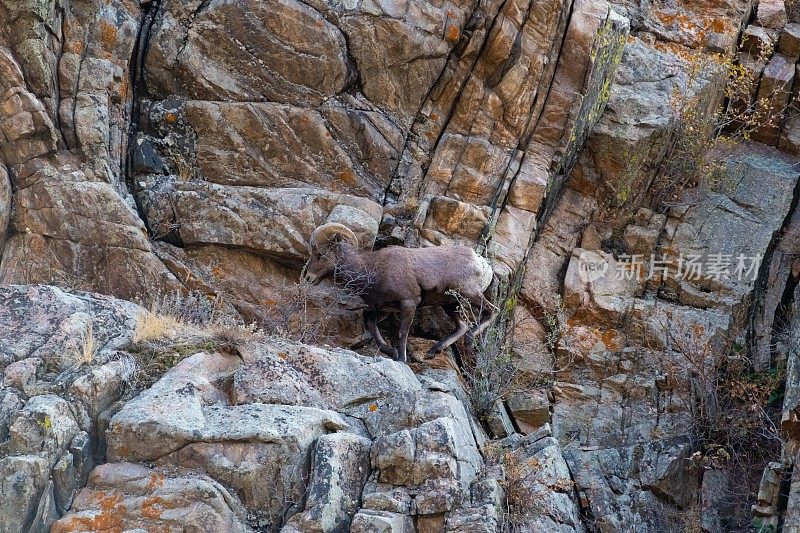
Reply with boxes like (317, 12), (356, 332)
(147, 472), (166, 491)
(117, 79), (129, 102)
(706, 18), (727, 34)
(141, 495), (178, 520)
(337, 169), (357, 186)
(99, 21), (118, 50)
(600, 328), (624, 351)
(66, 40), (84, 54)
(51, 490), (127, 533)
(446, 25), (460, 42)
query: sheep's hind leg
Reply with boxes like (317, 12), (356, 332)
(396, 299), (418, 364)
(366, 309), (398, 359)
(426, 303), (469, 359)
(465, 294), (497, 345)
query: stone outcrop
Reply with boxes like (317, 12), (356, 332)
(0, 285), (138, 533)
(0, 1), (181, 301)
(0, 285), (569, 532)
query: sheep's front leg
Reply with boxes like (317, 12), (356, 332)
(366, 309), (397, 358)
(396, 299), (418, 363)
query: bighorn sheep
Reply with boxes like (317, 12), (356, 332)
(304, 222), (496, 363)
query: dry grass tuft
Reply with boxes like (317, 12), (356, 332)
(128, 291), (261, 387)
(75, 322), (96, 367)
(132, 311), (183, 344)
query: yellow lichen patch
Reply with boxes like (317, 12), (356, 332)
(38, 414), (53, 431)
(368, 403), (378, 412)
(164, 112), (177, 124)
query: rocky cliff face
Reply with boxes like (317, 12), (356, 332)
(2, 0), (800, 531)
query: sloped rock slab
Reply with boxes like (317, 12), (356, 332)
(51, 462), (252, 533)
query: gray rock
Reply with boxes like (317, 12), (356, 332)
(27, 480), (58, 533)
(350, 510), (415, 533)
(52, 432), (94, 514)
(507, 390), (550, 434)
(752, 54), (795, 145)
(140, 177), (382, 264)
(0, 388), (23, 441)
(233, 339), (421, 411)
(361, 477), (413, 514)
(9, 394), (80, 466)
(0, 455), (50, 533)
(741, 25), (778, 56)
(759, 0), (789, 30)
(284, 433), (371, 532)
(0, 285), (141, 370)
(701, 469), (731, 532)
(145, 0), (352, 106)
(2, 357), (41, 396)
(68, 357), (134, 420)
(107, 351), (351, 528)
(483, 400), (516, 439)
(779, 23), (800, 59)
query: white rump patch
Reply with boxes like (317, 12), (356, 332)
(474, 252), (494, 292)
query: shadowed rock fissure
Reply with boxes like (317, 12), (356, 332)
(748, 172), (800, 369)
(125, 0), (161, 236)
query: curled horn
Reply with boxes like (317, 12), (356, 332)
(309, 223), (359, 250)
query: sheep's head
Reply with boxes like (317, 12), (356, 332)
(304, 223), (359, 285)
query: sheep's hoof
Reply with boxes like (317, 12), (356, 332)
(380, 346), (398, 359)
(425, 348), (440, 359)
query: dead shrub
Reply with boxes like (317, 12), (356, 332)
(660, 323), (785, 532)
(610, 41), (792, 218)
(457, 285), (567, 422)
